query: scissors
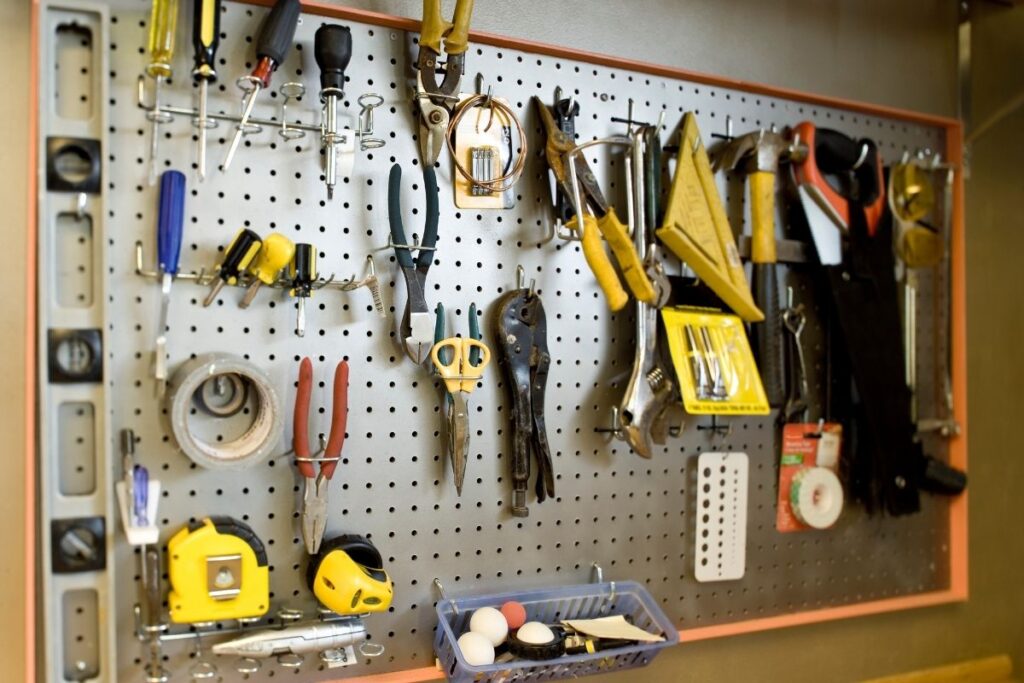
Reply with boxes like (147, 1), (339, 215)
(432, 303), (490, 494)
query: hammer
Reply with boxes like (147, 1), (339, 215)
(713, 131), (793, 407)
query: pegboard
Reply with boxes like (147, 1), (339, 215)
(33, 1), (958, 681)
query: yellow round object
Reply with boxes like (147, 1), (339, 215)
(898, 225), (944, 268)
(310, 537), (393, 616)
(890, 162), (935, 223)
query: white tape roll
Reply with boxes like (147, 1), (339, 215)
(790, 467), (844, 529)
(166, 354), (283, 470)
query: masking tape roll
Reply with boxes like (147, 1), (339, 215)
(166, 354), (283, 470)
(790, 466), (844, 529)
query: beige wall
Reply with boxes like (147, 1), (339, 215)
(3, 1), (1020, 680)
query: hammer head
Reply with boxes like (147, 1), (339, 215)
(711, 130), (791, 174)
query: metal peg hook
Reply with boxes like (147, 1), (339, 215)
(433, 577), (458, 616)
(278, 82), (307, 140)
(357, 93), (386, 150)
(515, 265), (536, 297)
(188, 632), (218, 681)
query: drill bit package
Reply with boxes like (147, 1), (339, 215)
(661, 307), (769, 415)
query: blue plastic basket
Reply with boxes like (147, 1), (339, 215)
(433, 581), (679, 682)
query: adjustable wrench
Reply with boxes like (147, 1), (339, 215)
(617, 125), (682, 457)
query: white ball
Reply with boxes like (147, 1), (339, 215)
(469, 606), (509, 646)
(457, 631), (495, 666)
(517, 621), (555, 644)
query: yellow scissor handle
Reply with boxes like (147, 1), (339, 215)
(421, 0), (474, 56)
(432, 337), (491, 393)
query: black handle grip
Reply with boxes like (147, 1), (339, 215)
(815, 128), (864, 171)
(256, 0), (301, 66)
(221, 228), (261, 279)
(754, 263), (784, 407)
(314, 24), (352, 91)
(918, 456), (968, 496)
(191, 0), (221, 80)
(816, 128), (883, 206)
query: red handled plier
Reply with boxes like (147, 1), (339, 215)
(293, 357), (348, 555)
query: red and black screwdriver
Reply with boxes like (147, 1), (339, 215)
(220, 0), (300, 172)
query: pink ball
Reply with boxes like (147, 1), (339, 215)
(500, 601), (527, 630)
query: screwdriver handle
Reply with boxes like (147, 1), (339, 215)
(289, 243), (317, 296)
(218, 229), (262, 284)
(256, 0), (301, 67)
(157, 170), (186, 276)
(314, 24), (352, 92)
(191, 0), (221, 81)
(249, 233), (296, 284)
(146, 0), (180, 78)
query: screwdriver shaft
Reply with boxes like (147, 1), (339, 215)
(296, 296), (306, 337)
(148, 75), (164, 186)
(221, 83), (261, 172)
(324, 94), (338, 199)
(202, 279), (224, 307)
(155, 272), (173, 397)
(198, 79), (208, 180)
(240, 281), (263, 309)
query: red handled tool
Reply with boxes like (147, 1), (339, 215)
(293, 357), (348, 555)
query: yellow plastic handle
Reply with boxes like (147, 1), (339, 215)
(569, 214), (628, 312)
(419, 0), (450, 54)
(597, 209), (657, 305)
(146, 0), (179, 78)
(431, 338), (490, 392)
(445, 0), (475, 55)
(250, 233), (296, 285)
(748, 171), (777, 264)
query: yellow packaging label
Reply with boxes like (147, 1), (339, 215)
(661, 307), (769, 415)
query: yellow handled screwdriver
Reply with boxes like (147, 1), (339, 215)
(191, 0), (221, 180)
(203, 228), (262, 307)
(146, 0), (179, 186)
(240, 233), (295, 308)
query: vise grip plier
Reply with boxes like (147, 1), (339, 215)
(493, 280), (554, 517)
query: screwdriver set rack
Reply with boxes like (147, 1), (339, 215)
(31, 0), (966, 681)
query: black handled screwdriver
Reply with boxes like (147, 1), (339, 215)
(314, 24), (353, 199)
(289, 243), (317, 337)
(221, 0), (301, 172)
(192, 0), (221, 180)
(203, 228), (262, 306)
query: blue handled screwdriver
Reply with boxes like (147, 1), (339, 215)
(155, 170), (186, 397)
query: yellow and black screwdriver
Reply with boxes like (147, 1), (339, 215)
(203, 228), (262, 306)
(145, 0), (179, 185)
(289, 243), (317, 337)
(191, 0), (221, 180)
(240, 233), (295, 308)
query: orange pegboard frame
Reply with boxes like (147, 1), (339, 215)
(25, 2), (968, 682)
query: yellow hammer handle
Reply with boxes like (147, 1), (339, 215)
(749, 171), (777, 264)
(419, 0), (450, 54)
(445, 0), (474, 55)
(569, 214), (628, 312)
(598, 209), (658, 305)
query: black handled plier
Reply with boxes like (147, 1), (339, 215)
(388, 162), (439, 364)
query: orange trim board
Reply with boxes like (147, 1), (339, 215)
(24, 3), (967, 682)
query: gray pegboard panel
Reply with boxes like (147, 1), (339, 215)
(35, 1), (954, 680)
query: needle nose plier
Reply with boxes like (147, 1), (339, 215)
(293, 357), (348, 555)
(414, 0), (475, 166)
(389, 162), (440, 364)
(432, 303), (490, 495)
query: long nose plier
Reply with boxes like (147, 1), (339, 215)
(293, 357), (349, 555)
(389, 163), (440, 364)
(415, 0), (475, 166)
